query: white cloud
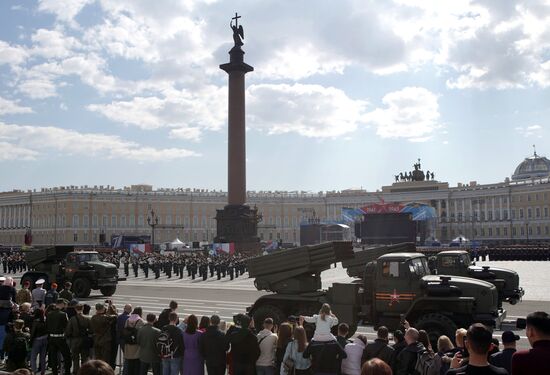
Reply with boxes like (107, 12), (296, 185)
(247, 83), (368, 138)
(87, 85), (226, 137)
(37, 0), (94, 25)
(18, 78), (58, 99)
(169, 127), (202, 142)
(0, 142), (38, 161)
(0, 122), (199, 161)
(364, 87), (441, 141)
(0, 40), (28, 67)
(515, 124), (543, 138)
(0, 97), (33, 116)
(31, 28), (82, 59)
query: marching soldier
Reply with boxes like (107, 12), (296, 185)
(123, 256), (129, 277)
(179, 258), (185, 279)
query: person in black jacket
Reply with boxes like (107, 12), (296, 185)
(394, 328), (425, 375)
(303, 338), (347, 375)
(227, 314), (260, 375)
(363, 326), (395, 368)
(199, 315), (229, 375)
(155, 300), (178, 329)
(392, 330), (406, 356)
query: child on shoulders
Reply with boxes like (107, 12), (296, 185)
(300, 303), (338, 342)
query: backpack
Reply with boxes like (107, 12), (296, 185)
(122, 324), (138, 345)
(156, 328), (177, 359)
(414, 350), (441, 375)
(10, 334), (29, 360)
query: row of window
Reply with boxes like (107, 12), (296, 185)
(443, 225), (550, 238)
(445, 210), (510, 221)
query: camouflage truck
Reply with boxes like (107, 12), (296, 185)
(430, 250), (524, 305)
(22, 246), (118, 298)
(247, 242), (506, 345)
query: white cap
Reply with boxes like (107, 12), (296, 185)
(36, 279), (45, 285)
(0, 277), (5, 282)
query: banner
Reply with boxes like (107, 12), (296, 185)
(342, 202), (436, 222)
(212, 243), (235, 255)
(129, 244), (152, 256)
(264, 240), (279, 252)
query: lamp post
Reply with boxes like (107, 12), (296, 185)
(525, 221), (529, 243)
(147, 209), (159, 251)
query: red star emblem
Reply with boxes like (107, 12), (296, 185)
(389, 289), (400, 306)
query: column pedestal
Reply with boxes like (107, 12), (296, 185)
(214, 205), (260, 254)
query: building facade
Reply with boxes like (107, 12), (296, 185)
(2, 153), (550, 247)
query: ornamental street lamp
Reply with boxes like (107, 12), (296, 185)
(147, 209), (159, 250)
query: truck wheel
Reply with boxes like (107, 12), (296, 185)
(415, 313), (457, 348)
(100, 286), (116, 297)
(251, 304), (286, 331)
(73, 278), (92, 298)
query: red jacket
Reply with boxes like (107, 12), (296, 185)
(511, 339), (550, 375)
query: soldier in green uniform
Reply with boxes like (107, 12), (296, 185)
(90, 301), (118, 366)
(46, 299), (72, 375)
(58, 282), (74, 302)
(65, 303), (91, 374)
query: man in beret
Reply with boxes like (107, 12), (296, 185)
(44, 282), (59, 307)
(15, 281), (32, 306)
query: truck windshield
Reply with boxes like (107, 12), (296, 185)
(409, 258), (429, 276)
(78, 253), (100, 263)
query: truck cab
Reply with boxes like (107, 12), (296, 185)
(360, 253), (505, 346)
(431, 250), (524, 305)
(22, 247), (118, 298)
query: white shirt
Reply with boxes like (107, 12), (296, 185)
(304, 314), (339, 340)
(256, 329), (278, 367)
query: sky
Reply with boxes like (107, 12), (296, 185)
(0, 0), (549, 193)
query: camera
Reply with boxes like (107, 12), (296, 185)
(105, 299), (112, 304)
(516, 318), (527, 329)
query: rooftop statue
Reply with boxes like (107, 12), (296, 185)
(230, 12), (244, 47)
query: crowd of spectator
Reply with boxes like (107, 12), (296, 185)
(0, 273), (549, 375)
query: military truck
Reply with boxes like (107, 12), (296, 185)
(342, 242), (416, 278)
(430, 250), (524, 305)
(247, 242), (506, 344)
(22, 246), (118, 298)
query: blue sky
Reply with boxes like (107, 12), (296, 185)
(0, 0), (549, 192)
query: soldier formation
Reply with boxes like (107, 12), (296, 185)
(0, 253), (27, 274)
(99, 252), (249, 281)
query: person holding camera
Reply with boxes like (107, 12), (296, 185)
(90, 300), (118, 367)
(447, 324), (507, 375)
(512, 311), (550, 375)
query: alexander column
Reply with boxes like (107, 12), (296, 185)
(215, 13), (260, 253)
